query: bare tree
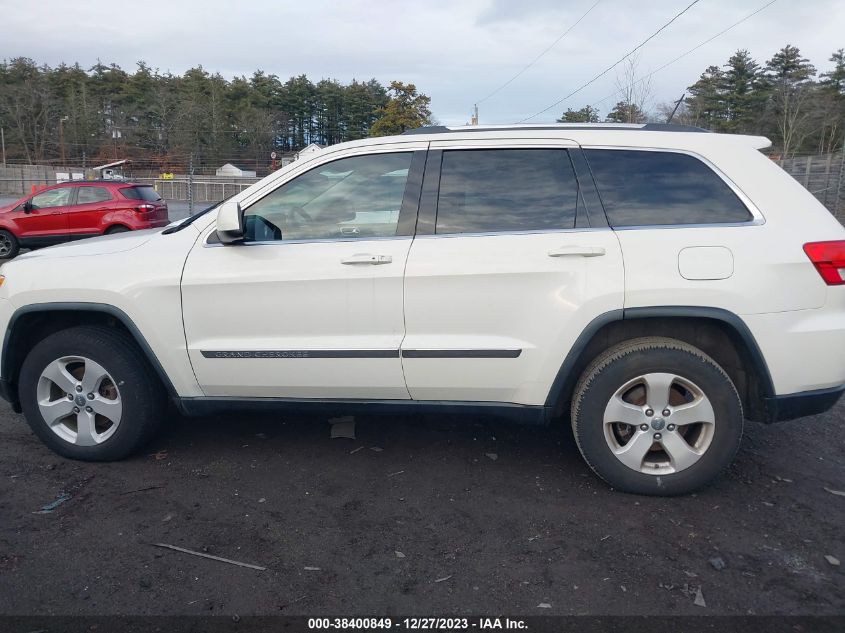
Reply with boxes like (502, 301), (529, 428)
(612, 53), (653, 123)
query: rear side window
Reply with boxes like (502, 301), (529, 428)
(584, 149), (753, 226)
(120, 186), (162, 202)
(76, 187), (111, 204)
(435, 149), (578, 234)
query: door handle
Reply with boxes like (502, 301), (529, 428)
(548, 245), (606, 258)
(341, 253), (393, 265)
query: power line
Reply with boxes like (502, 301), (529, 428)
(476, 0), (602, 106)
(590, 0), (779, 110)
(518, 0), (702, 122)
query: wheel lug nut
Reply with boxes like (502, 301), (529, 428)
(72, 406), (80, 413)
(667, 424), (676, 431)
(75, 385), (83, 392)
(654, 432), (662, 440)
(87, 393), (95, 400)
(640, 424), (648, 431)
(67, 394), (73, 400)
(662, 409), (671, 416)
(645, 408), (654, 417)
(85, 406), (93, 413)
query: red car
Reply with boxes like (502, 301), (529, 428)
(0, 181), (169, 259)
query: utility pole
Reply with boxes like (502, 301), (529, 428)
(188, 153), (194, 215)
(59, 116), (69, 167)
(1, 126), (5, 168)
(471, 104), (479, 126)
(667, 93), (686, 124)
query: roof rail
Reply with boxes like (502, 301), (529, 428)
(401, 123), (710, 135)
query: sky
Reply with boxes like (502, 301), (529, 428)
(1, 0), (843, 125)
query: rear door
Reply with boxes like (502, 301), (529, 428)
(400, 139), (624, 406)
(67, 185), (114, 237)
(16, 187), (71, 245)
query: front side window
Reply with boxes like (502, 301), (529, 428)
(435, 149), (579, 235)
(30, 188), (71, 209)
(243, 152), (413, 242)
(76, 187), (111, 204)
(584, 149), (753, 226)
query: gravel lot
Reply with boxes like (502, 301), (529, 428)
(0, 399), (843, 617)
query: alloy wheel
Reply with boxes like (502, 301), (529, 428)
(36, 356), (123, 446)
(602, 372), (716, 474)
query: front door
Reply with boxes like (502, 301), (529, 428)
(401, 142), (625, 407)
(181, 148), (426, 399)
(15, 187), (71, 245)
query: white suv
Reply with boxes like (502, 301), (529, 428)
(1, 124), (843, 495)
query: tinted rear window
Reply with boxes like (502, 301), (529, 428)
(435, 149), (578, 234)
(120, 186), (162, 202)
(584, 149), (752, 226)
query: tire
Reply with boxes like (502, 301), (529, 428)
(106, 226), (130, 234)
(571, 337), (743, 496)
(0, 229), (20, 259)
(18, 326), (166, 461)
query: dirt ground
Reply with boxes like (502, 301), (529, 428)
(0, 399), (843, 618)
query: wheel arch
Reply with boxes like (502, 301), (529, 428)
(545, 306), (776, 423)
(1, 303), (179, 411)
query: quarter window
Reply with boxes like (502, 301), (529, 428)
(76, 187), (111, 204)
(435, 149), (579, 234)
(584, 149), (753, 226)
(243, 152), (413, 242)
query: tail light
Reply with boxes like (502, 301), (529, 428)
(135, 204), (155, 213)
(804, 241), (845, 285)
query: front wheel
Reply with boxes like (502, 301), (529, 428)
(0, 230), (20, 259)
(571, 337), (743, 496)
(18, 326), (166, 461)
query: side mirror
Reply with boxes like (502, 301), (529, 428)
(23, 200), (33, 213)
(216, 200), (244, 244)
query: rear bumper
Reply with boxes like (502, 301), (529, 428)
(765, 384), (845, 422)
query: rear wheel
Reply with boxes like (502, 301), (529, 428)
(18, 326), (166, 461)
(571, 337), (743, 496)
(0, 230), (20, 259)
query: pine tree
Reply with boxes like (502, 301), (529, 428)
(557, 106), (600, 123)
(685, 65), (725, 130)
(369, 82), (432, 137)
(720, 50), (764, 134)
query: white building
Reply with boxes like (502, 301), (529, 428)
(216, 163), (257, 178)
(295, 143), (325, 161)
